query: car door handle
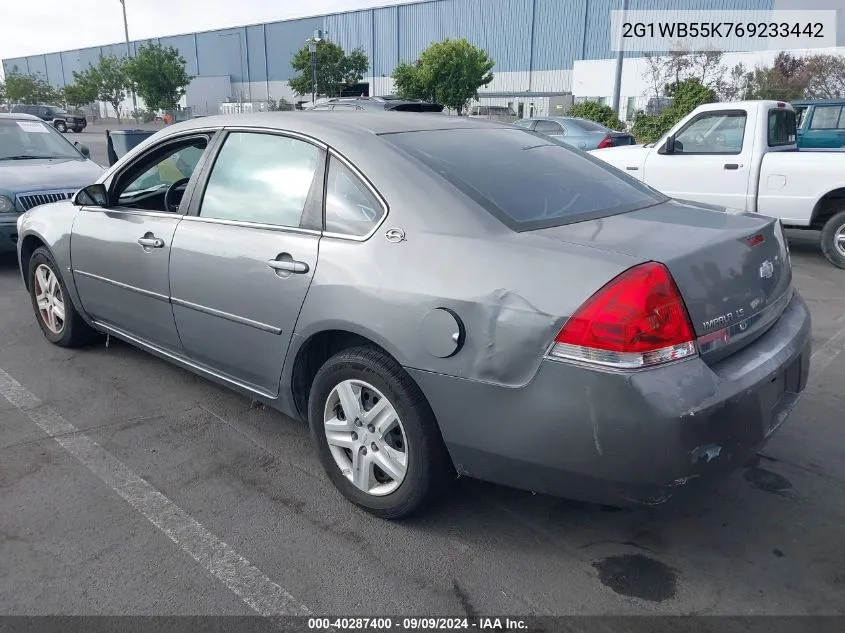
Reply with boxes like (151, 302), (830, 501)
(267, 258), (309, 274)
(724, 163), (740, 170)
(137, 236), (165, 248)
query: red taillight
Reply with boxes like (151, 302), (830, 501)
(550, 262), (697, 369)
(597, 135), (613, 149)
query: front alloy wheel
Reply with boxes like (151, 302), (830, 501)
(324, 379), (408, 496)
(34, 263), (66, 335)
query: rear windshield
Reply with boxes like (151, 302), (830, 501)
(567, 118), (606, 132)
(383, 127), (665, 231)
(768, 108), (796, 147)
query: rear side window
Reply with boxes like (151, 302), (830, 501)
(383, 128), (665, 231)
(534, 120), (562, 135)
(809, 105), (844, 130)
(768, 109), (797, 146)
(324, 157), (385, 236)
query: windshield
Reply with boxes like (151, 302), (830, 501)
(383, 127), (666, 231)
(0, 118), (83, 160)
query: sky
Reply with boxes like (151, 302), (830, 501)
(0, 0), (415, 79)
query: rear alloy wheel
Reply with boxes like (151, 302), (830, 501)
(820, 210), (845, 269)
(54, 120), (67, 133)
(28, 247), (97, 347)
(309, 347), (452, 519)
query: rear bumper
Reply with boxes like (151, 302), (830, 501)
(409, 291), (811, 506)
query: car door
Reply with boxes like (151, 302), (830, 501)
(168, 130), (325, 396)
(36, 106), (51, 122)
(70, 132), (216, 352)
(642, 109), (752, 210)
(801, 105), (845, 148)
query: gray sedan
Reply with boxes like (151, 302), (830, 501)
(516, 116), (636, 149)
(16, 112), (810, 518)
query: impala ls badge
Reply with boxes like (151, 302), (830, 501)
(759, 259), (774, 279)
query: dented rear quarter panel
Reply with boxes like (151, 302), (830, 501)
(292, 139), (641, 389)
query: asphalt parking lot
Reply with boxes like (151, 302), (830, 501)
(1, 228), (844, 617)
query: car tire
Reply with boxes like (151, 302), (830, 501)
(308, 346), (453, 519)
(820, 210), (845, 269)
(54, 121), (67, 133)
(72, 126), (83, 133)
(27, 247), (98, 347)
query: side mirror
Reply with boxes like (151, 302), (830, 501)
(658, 135), (676, 155)
(73, 184), (108, 207)
(74, 141), (91, 158)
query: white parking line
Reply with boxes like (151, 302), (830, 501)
(810, 322), (845, 383)
(0, 366), (310, 617)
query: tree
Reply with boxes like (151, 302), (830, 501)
(125, 43), (193, 112)
(632, 78), (716, 144)
(288, 40), (369, 99)
(392, 38), (494, 114)
(83, 55), (130, 123)
(63, 72), (99, 110)
(3, 68), (60, 104)
(566, 101), (624, 131)
(744, 52), (808, 101)
(803, 54), (845, 99)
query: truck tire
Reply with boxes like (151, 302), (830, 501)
(820, 210), (845, 269)
(54, 120), (67, 133)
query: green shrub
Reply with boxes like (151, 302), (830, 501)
(566, 101), (624, 131)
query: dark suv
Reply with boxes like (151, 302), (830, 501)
(11, 104), (87, 133)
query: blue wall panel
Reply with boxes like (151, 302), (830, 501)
(265, 17), (323, 82)
(99, 43), (129, 60)
(326, 9), (373, 75)
(44, 53), (65, 87)
(373, 6), (398, 77)
(397, 0), (531, 72)
(25, 55), (48, 81)
(159, 34), (199, 75)
(246, 25), (268, 83)
(532, 0), (587, 71)
(196, 28), (246, 81)
(3, 57), (29, 75)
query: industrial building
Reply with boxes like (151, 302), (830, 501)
(3, 0), (844, 119)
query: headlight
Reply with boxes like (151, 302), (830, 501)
(0, 196), (13, 213)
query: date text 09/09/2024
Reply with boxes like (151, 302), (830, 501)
(622, 21), (825, 39)
(307, 617), (529, 630)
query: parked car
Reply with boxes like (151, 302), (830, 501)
(468, 105), (518, 123)
(792, 99), (845, 149)
(0, 113), (102, 253)
(16, 112), (809, 518)
(11, 104), (87, 133)
(308, 96), (444, 113)
(516, 116), (636, 150)
(591, 100), (845, 268)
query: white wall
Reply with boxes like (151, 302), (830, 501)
(572, 47), (845, 121)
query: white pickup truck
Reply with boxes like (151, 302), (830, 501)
(590, 100), (845, 268)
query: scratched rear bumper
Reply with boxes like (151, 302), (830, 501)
(409, 291), (811, 506)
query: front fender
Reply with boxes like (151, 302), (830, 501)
(17, 201), (86, 319)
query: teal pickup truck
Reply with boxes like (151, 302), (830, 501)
(793, 99), (845, 149)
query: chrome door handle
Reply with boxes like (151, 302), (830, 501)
(267, 259), (309, 274)
(137, 236), (165, 248)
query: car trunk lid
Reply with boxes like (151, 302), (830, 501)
(535, 199), (792, 363)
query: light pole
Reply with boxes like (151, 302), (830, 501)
(611, 0), (629, 115)
(119, 0), (138, 120)
(306, 30), (323, 106)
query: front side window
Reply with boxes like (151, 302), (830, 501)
(674, 111), (746, 154)
(324, 157), (384, 236)
(117, 139), (208, 211)
(200, 132), (321, 228)
(794, 106), (808, 129)
(0, 118), (84, 161)
(809, 106), (844, 130)
(768, 109), (797, 147)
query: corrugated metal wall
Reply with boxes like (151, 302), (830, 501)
(3, 0), (775, 97)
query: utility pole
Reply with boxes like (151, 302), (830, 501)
(611, 0), (629, 115)
(306, 30), (324, 106)
(119, 0), (138, 121)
